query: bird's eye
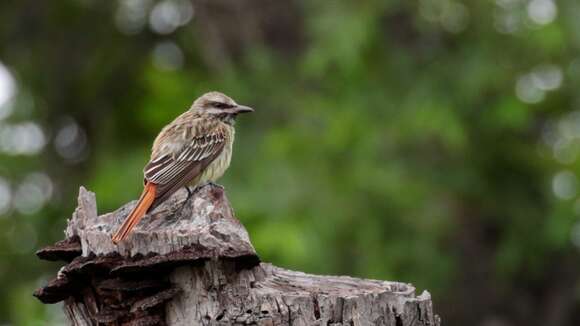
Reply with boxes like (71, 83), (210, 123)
(211, 101), (231, 109)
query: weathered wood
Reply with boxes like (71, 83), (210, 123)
(35, 184), (441, 325)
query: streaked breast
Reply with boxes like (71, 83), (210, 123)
(196, 125), (234, 185)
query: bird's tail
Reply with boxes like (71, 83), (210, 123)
(111, 182), (157, 244)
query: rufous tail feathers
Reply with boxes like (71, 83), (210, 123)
(111, 182), (157, 244)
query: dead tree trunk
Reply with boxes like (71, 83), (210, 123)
(34, 185), (441, 326)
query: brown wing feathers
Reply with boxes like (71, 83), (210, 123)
(144, 132), (226, 207)
(111, 120), (227, 244)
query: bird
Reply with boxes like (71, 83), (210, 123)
(111, 91), (253, 244)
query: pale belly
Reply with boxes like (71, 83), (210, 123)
(192, 130), (234, 186)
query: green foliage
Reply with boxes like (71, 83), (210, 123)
(0, 0), (579, 325)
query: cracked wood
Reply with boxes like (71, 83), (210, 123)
(35, 184), (440, 325)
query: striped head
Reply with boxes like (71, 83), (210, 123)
(190, 92), (253, 125)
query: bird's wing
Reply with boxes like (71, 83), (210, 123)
(143, 121), (226, 208)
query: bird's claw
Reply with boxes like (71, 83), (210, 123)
(185, 186), (195, 199)
(207, 182), (224, 190)
(175, 186), (197, 217)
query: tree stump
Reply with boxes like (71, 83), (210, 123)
(34, 184), (441, 326)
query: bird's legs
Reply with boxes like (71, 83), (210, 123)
(174, 186), (196, 218)
(185, 186), (195, 200)
(175, 183), (224, 217)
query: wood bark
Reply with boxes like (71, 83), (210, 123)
(35, 184), (441, 326)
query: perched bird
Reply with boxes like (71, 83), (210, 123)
(111, 92), (253, 244)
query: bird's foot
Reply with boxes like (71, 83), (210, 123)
(174, 186), (197, 217)
(207, 182), (224, 190)
(185, 186), (195, 199)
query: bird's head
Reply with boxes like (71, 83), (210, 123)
(190, 91), (253, 125)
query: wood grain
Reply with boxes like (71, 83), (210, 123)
(35, 184), (440, 326)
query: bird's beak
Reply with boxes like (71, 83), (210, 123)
(234, 105), (254, 114)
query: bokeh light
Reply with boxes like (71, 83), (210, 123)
(152, 41), (184, 71)
(0, 176), (12, 216)
(0, 122), (46, 156)
(527, 0), (557, 26)
(0, 61), (15, 108)
(115, 0), (152, 35)
(13, 172), (53, 215)
(54, 118), (89, 163)
(552, 170), (577, 200)
(148, 0), (193, 35)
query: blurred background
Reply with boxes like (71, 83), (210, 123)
(0, 0), (579, 325)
